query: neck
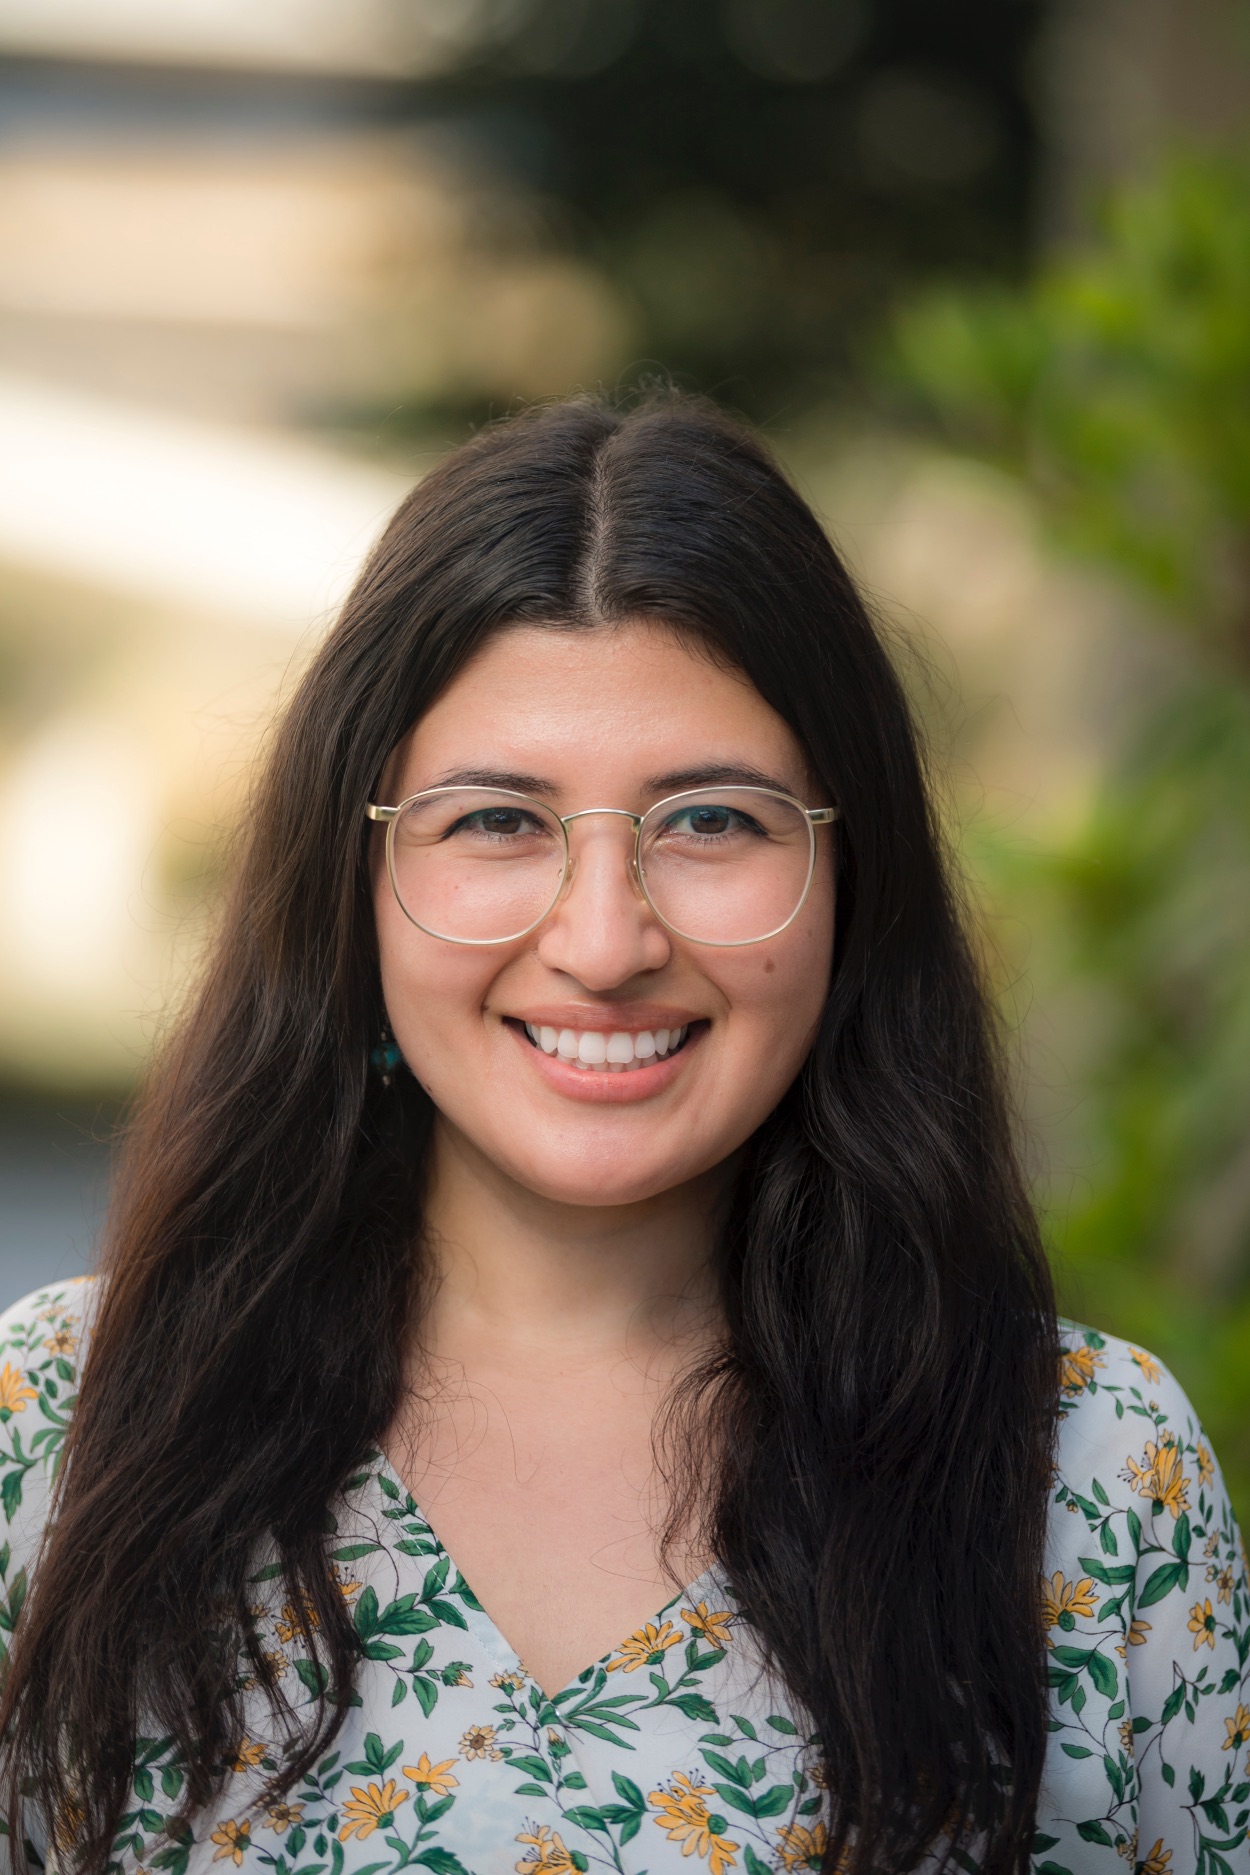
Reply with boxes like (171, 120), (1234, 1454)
(415, 1115), (731, 1369)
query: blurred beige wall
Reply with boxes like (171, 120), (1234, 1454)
(0, 4), (637, 1089)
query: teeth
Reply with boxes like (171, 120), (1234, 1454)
(522, 1022), (689, 1069)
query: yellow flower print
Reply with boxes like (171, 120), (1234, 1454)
(43, 1329), (76, 1356)
(1187, 1599), (1216, 1650)
(1197, 1443), (1214, 1486)
(1204, 1533), (1220, 1558)
(229, 1737), (265, 1773)
(0, 1363), (38, 1418)
(491, 1669), (526, 1694)
(1216, 1565), (1234, 1604)
(607, 1619), (683, 1673)
(1114, 1618), (1151, 1659)
(332, 1567), (363, 1603)
(275, 1600), (320, 1644)
(1128, 1347), (1162, 1384)
(460, 1724), (503, 1760)
(1040, 1571), (1098, 1638)
(1123, 1441), (1190, 1521)
(682, 1602), (734, 1651)
(1223, 1704), (1250, 1753)
(515, 1822), (578, 1873)
(265, 1803), (303, 1835)
(649, 1772), (739, 1875)
(210, 1820), (252, 1865)
(403, 1754), (459, 1798)
(1059, 1344), (1103, 1395)
(52, 1793), (86, 1853)
(1118, 1718), (1135, 1755)
(338, 1780), (409, 1841)
(777, 1820), (828, 1869)
(262, 1648), (288, 1680)
(1139, 1841), (1171, 1874)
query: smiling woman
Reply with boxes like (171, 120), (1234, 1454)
(0, 394), (1245, 1875)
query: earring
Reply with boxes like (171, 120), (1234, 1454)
(369, 1023), (403, 1087)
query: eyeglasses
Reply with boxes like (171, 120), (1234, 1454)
(366, 785), (837, 947)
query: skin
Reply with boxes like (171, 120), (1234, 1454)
(375, 620), (835, 1695)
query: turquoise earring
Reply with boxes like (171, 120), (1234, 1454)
(370, 1024), (403, 1087)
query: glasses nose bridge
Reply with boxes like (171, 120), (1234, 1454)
(558, 806), (643, 833)
(554, 806), (646, 906)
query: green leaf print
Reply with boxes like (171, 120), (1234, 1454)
(610, 1771), (644, 1809)
(1, 1467), (25, 1522)
(1139, 1560), (1188, 1606)
(1086, 1652), (1117, 1698)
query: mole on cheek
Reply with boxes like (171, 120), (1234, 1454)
(764, 957), (776, 974)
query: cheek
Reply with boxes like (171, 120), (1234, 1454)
(717, 911), (833, 1084)
(373, 887), (493, 1054)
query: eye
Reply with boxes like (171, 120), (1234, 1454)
(661, 804), (762, 839)
(449, 807), (550, 840)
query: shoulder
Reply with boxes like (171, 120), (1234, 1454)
(1049, 1316), (1231, 1570)
(1039, 1319), (1249, 1867)
(1054, 1317), (1210, 1476)
(0, 1278), (98, 1594)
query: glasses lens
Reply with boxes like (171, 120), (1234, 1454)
(389, 789), (565, 941)
(639, 788), (815, 944)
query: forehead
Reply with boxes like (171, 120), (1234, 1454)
(390, 621), (815, 799)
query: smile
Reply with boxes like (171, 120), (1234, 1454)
(521, 1022), (691, 1071)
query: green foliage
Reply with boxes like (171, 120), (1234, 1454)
(885, 156), (1250, 1524)
(889, 157), (1250, 658)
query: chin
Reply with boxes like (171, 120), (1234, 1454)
(502, 1149), (704, 1210)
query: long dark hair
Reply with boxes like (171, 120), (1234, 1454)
(0, 393), (1057, 1873)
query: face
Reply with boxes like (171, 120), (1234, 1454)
(372, 621), (835, 1210)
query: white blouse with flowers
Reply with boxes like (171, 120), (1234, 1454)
(0, 1282), (1247, 1875)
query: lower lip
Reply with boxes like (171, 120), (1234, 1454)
(505, 1020), (705, 1102)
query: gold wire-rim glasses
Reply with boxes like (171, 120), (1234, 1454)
(365, 784), (838, 948)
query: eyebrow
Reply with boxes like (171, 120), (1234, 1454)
(416, 761), (802, 801)
(643, 763), (799, 796)
(422, 767), (556, 795)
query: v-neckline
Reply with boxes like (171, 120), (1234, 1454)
(368, 1448), (729, 1702)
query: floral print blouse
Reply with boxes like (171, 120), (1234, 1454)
(1, 1282), (1247, 1875)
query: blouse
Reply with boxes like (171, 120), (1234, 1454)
(1, 1280), (1247, 1875)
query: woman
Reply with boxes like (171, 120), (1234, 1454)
(0, 395), (1245, 1875)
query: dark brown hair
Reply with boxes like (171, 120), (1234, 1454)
(0, 392), (1057, 1873)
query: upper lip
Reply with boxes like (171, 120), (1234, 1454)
(504, 1006), (705, 1031)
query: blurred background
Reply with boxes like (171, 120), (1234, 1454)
(0, 0), (1246, 1519)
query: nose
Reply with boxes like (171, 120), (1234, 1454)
(534, 814), (672, 988)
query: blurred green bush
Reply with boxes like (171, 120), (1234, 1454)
(884, 156), (1250, 1526)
